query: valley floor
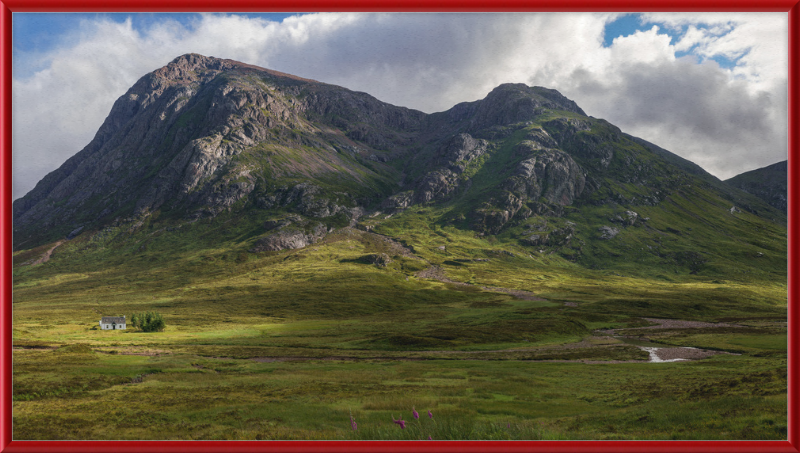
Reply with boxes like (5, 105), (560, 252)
(11, 340), (787, 440)
(11, 224), (788, 440)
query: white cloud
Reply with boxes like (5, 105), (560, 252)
(12, 12), (788, 199)
(614, 13), (789, 178)
(642, 13), (788, 91)
(608, 25), (675, 65)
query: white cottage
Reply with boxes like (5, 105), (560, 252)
(100, 316), (126, 330)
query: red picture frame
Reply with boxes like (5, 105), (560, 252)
(0, 2), (797, 452)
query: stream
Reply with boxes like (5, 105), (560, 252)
(615, 336), (708, 363)
(638, 346), (690, 363)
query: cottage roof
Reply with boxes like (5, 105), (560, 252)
(101, 316), (126, 323)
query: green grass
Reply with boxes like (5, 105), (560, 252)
(12, 349), (786, 440)
(11, 178), (787, 440)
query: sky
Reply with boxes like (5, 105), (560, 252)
(12, 12), (789, 200)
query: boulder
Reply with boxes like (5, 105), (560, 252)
(66, 226), (84, 240)
(359, 253), (393, 267)
(521, 234), (546, 246)
(598, 226), (619, 240)
(250, 220), (327, 252)
(382, 191), (414, 211)
(610, 210), (639, 226)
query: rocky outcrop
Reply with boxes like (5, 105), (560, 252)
(521, 128), (559, 150)
(255, 183), (361, 221)
(609, 210), (639, 226)
(434, 133), (488, 168)
(381, 191), (414, 211)
(471, 142), (585, 234)
(414, 170), (462, 204)
(598, 226), (620, 240)
(405, 133), (488, 205)
(359, 253), (393, 267)
(505, 142), (585, 206)
(542, 118), (616, 169)
(66, 226), (84, 240)
(520, 223), (575, 247)
(474, 208), (517, 235)
(249, 217), (328, 252)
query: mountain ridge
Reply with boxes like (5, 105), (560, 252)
(13, 54), (785, 281)
(11, 54), (598, 248)
(724, 160), (787, 213)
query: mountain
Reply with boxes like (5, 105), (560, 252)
(11, 55), (790, 443)
(724, 161), (788, 213)
(13, 54), (786, 279)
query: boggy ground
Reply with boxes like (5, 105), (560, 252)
(11, 216), (788, 440)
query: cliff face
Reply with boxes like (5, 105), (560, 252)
(13, 54), (785, 254)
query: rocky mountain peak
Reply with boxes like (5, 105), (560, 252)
(153, 53), (224, 81)
(445, 83), (587, 133)
(485, 83), (586, 116)
(153, 53), (319, 84)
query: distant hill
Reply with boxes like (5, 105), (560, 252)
(724, 160), (787, 213)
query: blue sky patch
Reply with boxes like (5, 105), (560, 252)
(13, 13), (301, 53)
(603, 14), (743, 70)
(604, 14), (683, 47)
(708, 53), (745, 70)
(603, 14), (644, 47)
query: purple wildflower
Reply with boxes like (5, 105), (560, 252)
(428, 436), (432, 440)
(413, 406), (419, 419)
(392, 415), (407, 429)
(428, 410), (433, 419)
(349, 409), (357, 431)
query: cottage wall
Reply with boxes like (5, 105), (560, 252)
(100, 316), (127, 330)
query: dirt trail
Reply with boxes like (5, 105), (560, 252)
(27, 240), (65, 266)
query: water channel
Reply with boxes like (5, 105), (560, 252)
(615, 336), (699, 363)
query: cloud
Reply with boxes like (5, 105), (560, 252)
(12, 12), (787, 199)
(571, 13), (788, 179)
(641, 13), (788, 91)
(570, 57), (786, 177)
